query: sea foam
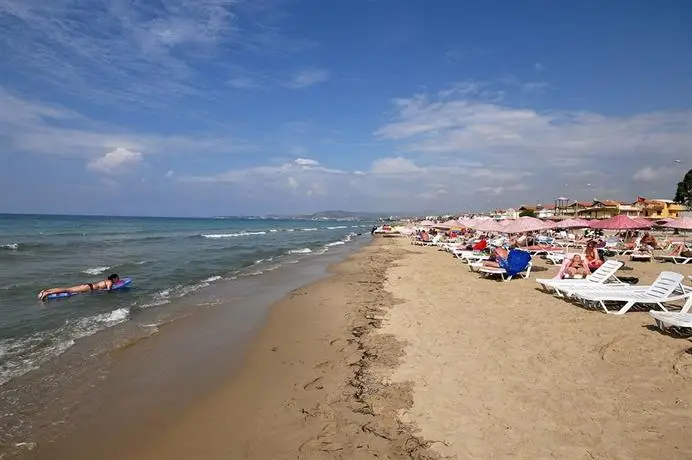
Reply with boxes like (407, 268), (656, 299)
(288, 248), (312, 254)
(201, 231), (267, 238)
(82, 266), (111, 275)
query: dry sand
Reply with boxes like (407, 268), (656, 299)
(124, 237), (692, 460)
(382, 238), (692, 459)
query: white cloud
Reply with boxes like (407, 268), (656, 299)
(534, 62), (546, 71)
(370, 157), (424, 175)
(227, 76), (260, 89)
(87, 148), (143, 174)
(294, 158), (320, 166)
(0, 0), (307, 106)
(178, 154), (536, 212)
(284, 68), (331, 89)
(0, 88), (250, 158)
(375, 89), (692, 166)
(165, 170), (175, 178)
(633, 166), (675, 182)
(522, 81), (549, 93)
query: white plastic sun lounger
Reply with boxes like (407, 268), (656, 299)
(570, 271), (690, 315)
(649, 311), (692, 331)
(478, 261), (532, 281)
(657, 254), (692, 264)
(649, 292), (692, 331)
(535, 260), (624, 296)
(455, 251), (490, 264)
(630, 248), (652, 262)
(545, 251), (567, 265)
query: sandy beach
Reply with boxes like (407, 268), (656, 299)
(382, 238), (692, 459)
(121, 236), (691, 460)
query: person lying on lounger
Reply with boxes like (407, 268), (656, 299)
(640, 232), (658, 250)
(483, 246), (509, 268)
(564, 254), (589, 278)
(672, 243), (692, 258)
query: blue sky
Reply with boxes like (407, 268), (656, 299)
(1, 0), (691, 216)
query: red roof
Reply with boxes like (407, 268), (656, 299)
(599, 200), (620, 206)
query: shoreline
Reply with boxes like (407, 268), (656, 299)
(1, 236), (372, 460)
(117, 236), (438, 460)
(11, 233), (690, 459)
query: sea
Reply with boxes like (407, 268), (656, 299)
(0, 214), (372, 387)
(0, 213), (375, 458)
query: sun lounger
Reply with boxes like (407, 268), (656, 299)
(649, 312), (692, 333)
(545, 251), (566, 265)
(455, 251), (490, 264)
(536, 260), (625, 296)
(569, 271), (691, 315)
(657, 254), (692, 264)
(477, 250), (532, 281)
(478, 261), (532, 281)
(630, 248), (652, 262)
(649, 289), (692, 332)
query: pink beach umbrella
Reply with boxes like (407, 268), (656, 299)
(437, 219), (461, 229)
(589, 214), (652, 230)
(555, 218), (590, 229)
(501, 216), (553, 234)
(473, 219), (502, 232)
(633, 217), (654, 227)
(662, 217), (692, 230)
(418, 220), (434, 227)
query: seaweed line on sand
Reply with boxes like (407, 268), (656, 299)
(343, 243), (448, 460)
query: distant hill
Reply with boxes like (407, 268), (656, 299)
(307, 210), (382, 219)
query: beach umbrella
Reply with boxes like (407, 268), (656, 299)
(662, 217), (692, 230)
(418, 220), (434, 227)
(589, 214), (652, 230)
(472, 219), (502, 232)
(633, 217), (654, 227)
(501, 216), (553, 234)
(555, 218), (590, 229)
(437, 219), (461, 229)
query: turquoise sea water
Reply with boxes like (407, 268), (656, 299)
(0, 214), (372, 385)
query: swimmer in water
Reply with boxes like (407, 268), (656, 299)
(38, 273), (120, 301)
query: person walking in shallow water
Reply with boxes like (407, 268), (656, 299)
(38, 273), (120, 301)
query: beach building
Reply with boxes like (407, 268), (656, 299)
(576, 200), (623, 219)
(492, 208), (518, 220)
(535, 204), (556, 219)
(517, 203), (556, 219)
(634, 197), (688, 219)
(556, 200), (592, 217)
(616, 203), (641, 217)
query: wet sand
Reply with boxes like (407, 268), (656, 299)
(124, 237), (436, 459)
(103, 237), (692, 459)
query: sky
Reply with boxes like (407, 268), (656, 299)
(1, 0), (691, 217)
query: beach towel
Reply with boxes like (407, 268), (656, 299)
(500, 249), (531, 277)
(472, 240), (487, 251)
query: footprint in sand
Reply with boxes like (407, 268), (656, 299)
(304, 376), (324, 390)
(673, 351), (692, 380)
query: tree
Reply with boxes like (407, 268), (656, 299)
(519, 209), (536, 218)
(674, 168), (692, 206)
